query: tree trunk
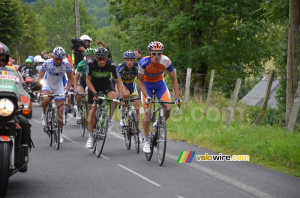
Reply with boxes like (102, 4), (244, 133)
(286, 0), (299, 126)
(193, 63), (209, 100)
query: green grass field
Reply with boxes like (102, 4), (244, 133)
(167, 100), (300, 177)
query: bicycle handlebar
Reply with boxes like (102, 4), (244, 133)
(123, 97), (141, 102)
(42, 94), (65, 98)
(92, 96), (120, 107)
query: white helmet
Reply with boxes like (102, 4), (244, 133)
(80, 35), (92, 41)
(38, 58), (45, 63)
(34, 55), (42, 63)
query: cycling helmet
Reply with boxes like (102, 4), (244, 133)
(147, 41), (164, 51)
(28, 56), (34, 62)
(95, 47), (109, 58)
(53, 46), (66, 59)
(34, 55), (42, 63)
(80, 35), (92, 41)
(123, 50), (136, 59)
(85, 48), (95, 56)
(38, 58), (45, 63)
(0, 43), (10, 64)
(25, 59), (33, 64)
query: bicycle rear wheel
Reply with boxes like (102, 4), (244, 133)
(124, 119), (131, 150)
(157, 116), (167, 166)
(95, 115), (108, 157)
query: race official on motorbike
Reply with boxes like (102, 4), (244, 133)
(0, 42), (32, 162)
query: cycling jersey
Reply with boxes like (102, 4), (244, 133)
(76, 59), (87, 80)
(138, 55), (174, 107)
(117, 62), (138, 96)
(117, 62), (138, 84)
(41, 58), (72, 101)
(138, 55), (174, 83)
(87, 59), (118, 87)
(41, 58), (72, 84)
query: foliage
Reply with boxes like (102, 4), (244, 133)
(106, 0), (277, 94)
(39, 0), (95, 54)
(83, 0), (110, 28)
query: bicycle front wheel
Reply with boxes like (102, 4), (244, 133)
(53, 109), (60, 150)
(95, 115), (108, 158)
(157, 116), (167, 166)
(132, 119), (140, 154)
(46, 107), (53, 147)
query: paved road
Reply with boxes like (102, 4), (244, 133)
(5, 102), (300, 197)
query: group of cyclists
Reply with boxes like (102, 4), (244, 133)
(1, 35), (181, 155)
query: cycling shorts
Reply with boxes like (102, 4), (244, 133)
(141, 80), (171, 108)
(78, 77), (87, 88)
(123, 82), (138, 96)
(42, 81), (65, 101)
(88, 80), (116, 104)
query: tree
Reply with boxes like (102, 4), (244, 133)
(40, 0), (95, 53)
(107, 0), (275, 98)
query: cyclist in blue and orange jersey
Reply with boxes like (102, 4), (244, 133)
(85, 47), (123, 148)
(36, 46), (74, 143)
(117, 50), (140, 128)
(138, 41), (181, 153)
(73, 47), (95, 121)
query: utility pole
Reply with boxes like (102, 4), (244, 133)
(286, 0), (299, 125)
(75, 0), (80, 38)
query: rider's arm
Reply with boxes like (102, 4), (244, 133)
(138, 73), (148, 98)
(65, 71), (74, 91)
(36, 70), (45, 83)
(86, 76), (97, 95)
(115, 77), (123, 99)
(168, 70), (179, 99)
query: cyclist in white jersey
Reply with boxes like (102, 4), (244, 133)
(36, 46), (74, 143)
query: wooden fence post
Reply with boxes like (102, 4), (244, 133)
(226, 78), (242, 126)
(204, 70), (215, 117)
(185, 68), (192, 110)
(287, 82), (300, 133)
(255, 71), (275, 125)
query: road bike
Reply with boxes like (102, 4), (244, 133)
(91, 94), (119, 157)
(43, 94), (65, 150)
(121, 97), (141, 153)
(145, 91), (181, 166)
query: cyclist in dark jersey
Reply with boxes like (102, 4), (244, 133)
(85, 47), (123, 148)
(117, 50), (140, 128)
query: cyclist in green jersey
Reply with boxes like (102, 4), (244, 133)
(74, 48), (95, 121)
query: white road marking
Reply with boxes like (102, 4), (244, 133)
(62, 135), (77, 143)
(31, 118), (41, 124)
(166, 153), (275, 198)
(82, 147), (110, 159)
(118, 164), (161, 187)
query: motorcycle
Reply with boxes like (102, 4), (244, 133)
(0, 67), (38, 197)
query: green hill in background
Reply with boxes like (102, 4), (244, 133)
(23, 0), (109, 28)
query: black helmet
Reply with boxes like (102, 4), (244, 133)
(0, 43), (10, 65)
(95, 47), (109, 58)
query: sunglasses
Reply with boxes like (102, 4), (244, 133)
(0, 58), (6, 63)
(151, 52), (162, 56)
(98, 57), (107, 62)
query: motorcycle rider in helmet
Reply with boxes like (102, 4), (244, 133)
(0, 42), (33, 170)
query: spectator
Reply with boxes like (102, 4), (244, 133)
(134, 49), (142, 62)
